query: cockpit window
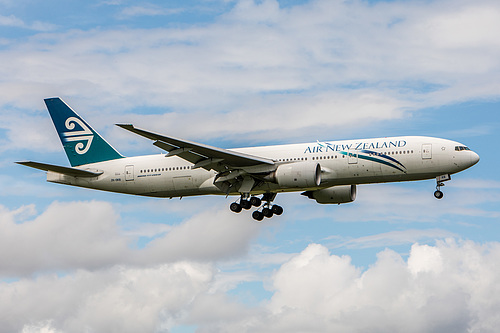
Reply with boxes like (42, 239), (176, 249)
(455, 146), (470, 151)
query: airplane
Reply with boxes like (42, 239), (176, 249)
(17, 97), (480, 221)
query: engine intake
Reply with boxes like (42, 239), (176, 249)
(271, 162), (321, 188)
(302, 185), (356, 204)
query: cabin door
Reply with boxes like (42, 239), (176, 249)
(348, 151), (358, 164)
(422, 144), (432, 159)
(125, 165), (134, 181)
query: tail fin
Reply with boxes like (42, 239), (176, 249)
(45, 97), (124, 167)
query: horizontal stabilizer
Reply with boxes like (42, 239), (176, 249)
(16, 161), (103, 177)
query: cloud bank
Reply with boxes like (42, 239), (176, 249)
(2, 239), (500, 332)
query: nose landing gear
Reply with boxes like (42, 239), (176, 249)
(434, 174), (451, 199)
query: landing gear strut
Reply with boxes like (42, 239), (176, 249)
(434, 187), (444, 199)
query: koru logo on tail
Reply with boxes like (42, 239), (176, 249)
(63, 117), (94, 154)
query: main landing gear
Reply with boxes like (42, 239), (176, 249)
(434, 174), (451, 199)
(230, 193), (283, 221)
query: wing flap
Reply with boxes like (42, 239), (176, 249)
(16, 161), (103, 177)
(117, 124), (274, 168)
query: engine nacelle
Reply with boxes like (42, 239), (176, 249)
(302, 185), (356, 204)
(273, 162), (321, 188)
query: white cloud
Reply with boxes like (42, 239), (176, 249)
(0, 14), (56, 31)
(135, 206), (262, 263)
(0, 200), (264, 276)
(407, 243), (443, 275)
(0, 0), (499, 149)
(232, 240), (500, 332)
(3, 236), (500, 332)
(331, 229), (457, 249)
(0, 262), (215, 333)
(0, 201), (129, 276)
(118, 4), (183, 19)
(0, 14), (23, 27)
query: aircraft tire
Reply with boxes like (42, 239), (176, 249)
(272, 205), (283, 215)
(434, 190), (444, 199)
(252, 211), (264, 221)
(250, 196), (262, 207)
(262, 207), (273, 218)
(230, 202), (242, 213)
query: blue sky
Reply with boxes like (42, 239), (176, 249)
(1, 0), (500, 332)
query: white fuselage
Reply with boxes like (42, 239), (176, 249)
(47, 136), (480, 197)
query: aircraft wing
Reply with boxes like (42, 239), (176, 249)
(116, 124), (275, 171)
(16, 161), (103, 177)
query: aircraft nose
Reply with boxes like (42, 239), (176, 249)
(470, 151), (480, 166)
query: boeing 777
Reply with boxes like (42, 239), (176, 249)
(17, 98), (480, 221)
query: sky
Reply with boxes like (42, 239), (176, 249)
(1, 0), (500, 332)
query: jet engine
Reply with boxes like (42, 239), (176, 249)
(302, 185), (356, 204)
(271, 162), (321, 188)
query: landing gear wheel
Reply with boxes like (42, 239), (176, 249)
(262, 207), (274, 218)
(252, 210), (264, 221)
(230, 202), (242, 213)
(272, 205), (283, 216)
(240, 200), (252, 210)
(250, 196), (262, 207)
(434, 190), (444, 199)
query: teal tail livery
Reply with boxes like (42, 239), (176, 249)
(18, 97), (480, 221)
(45, 97), (124, 167)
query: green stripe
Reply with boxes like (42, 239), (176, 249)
(340, 152), (406, 173)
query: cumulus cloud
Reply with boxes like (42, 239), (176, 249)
(216, 241), (500, 332)
(0, 201), (128, 276)
(0, 200), (264, 276)
(135, 207), (262, 263)
(3, 240), (499, 332)
(0, 262), (215, 333)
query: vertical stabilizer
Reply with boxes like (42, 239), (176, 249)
(45, 97), (124, 167)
